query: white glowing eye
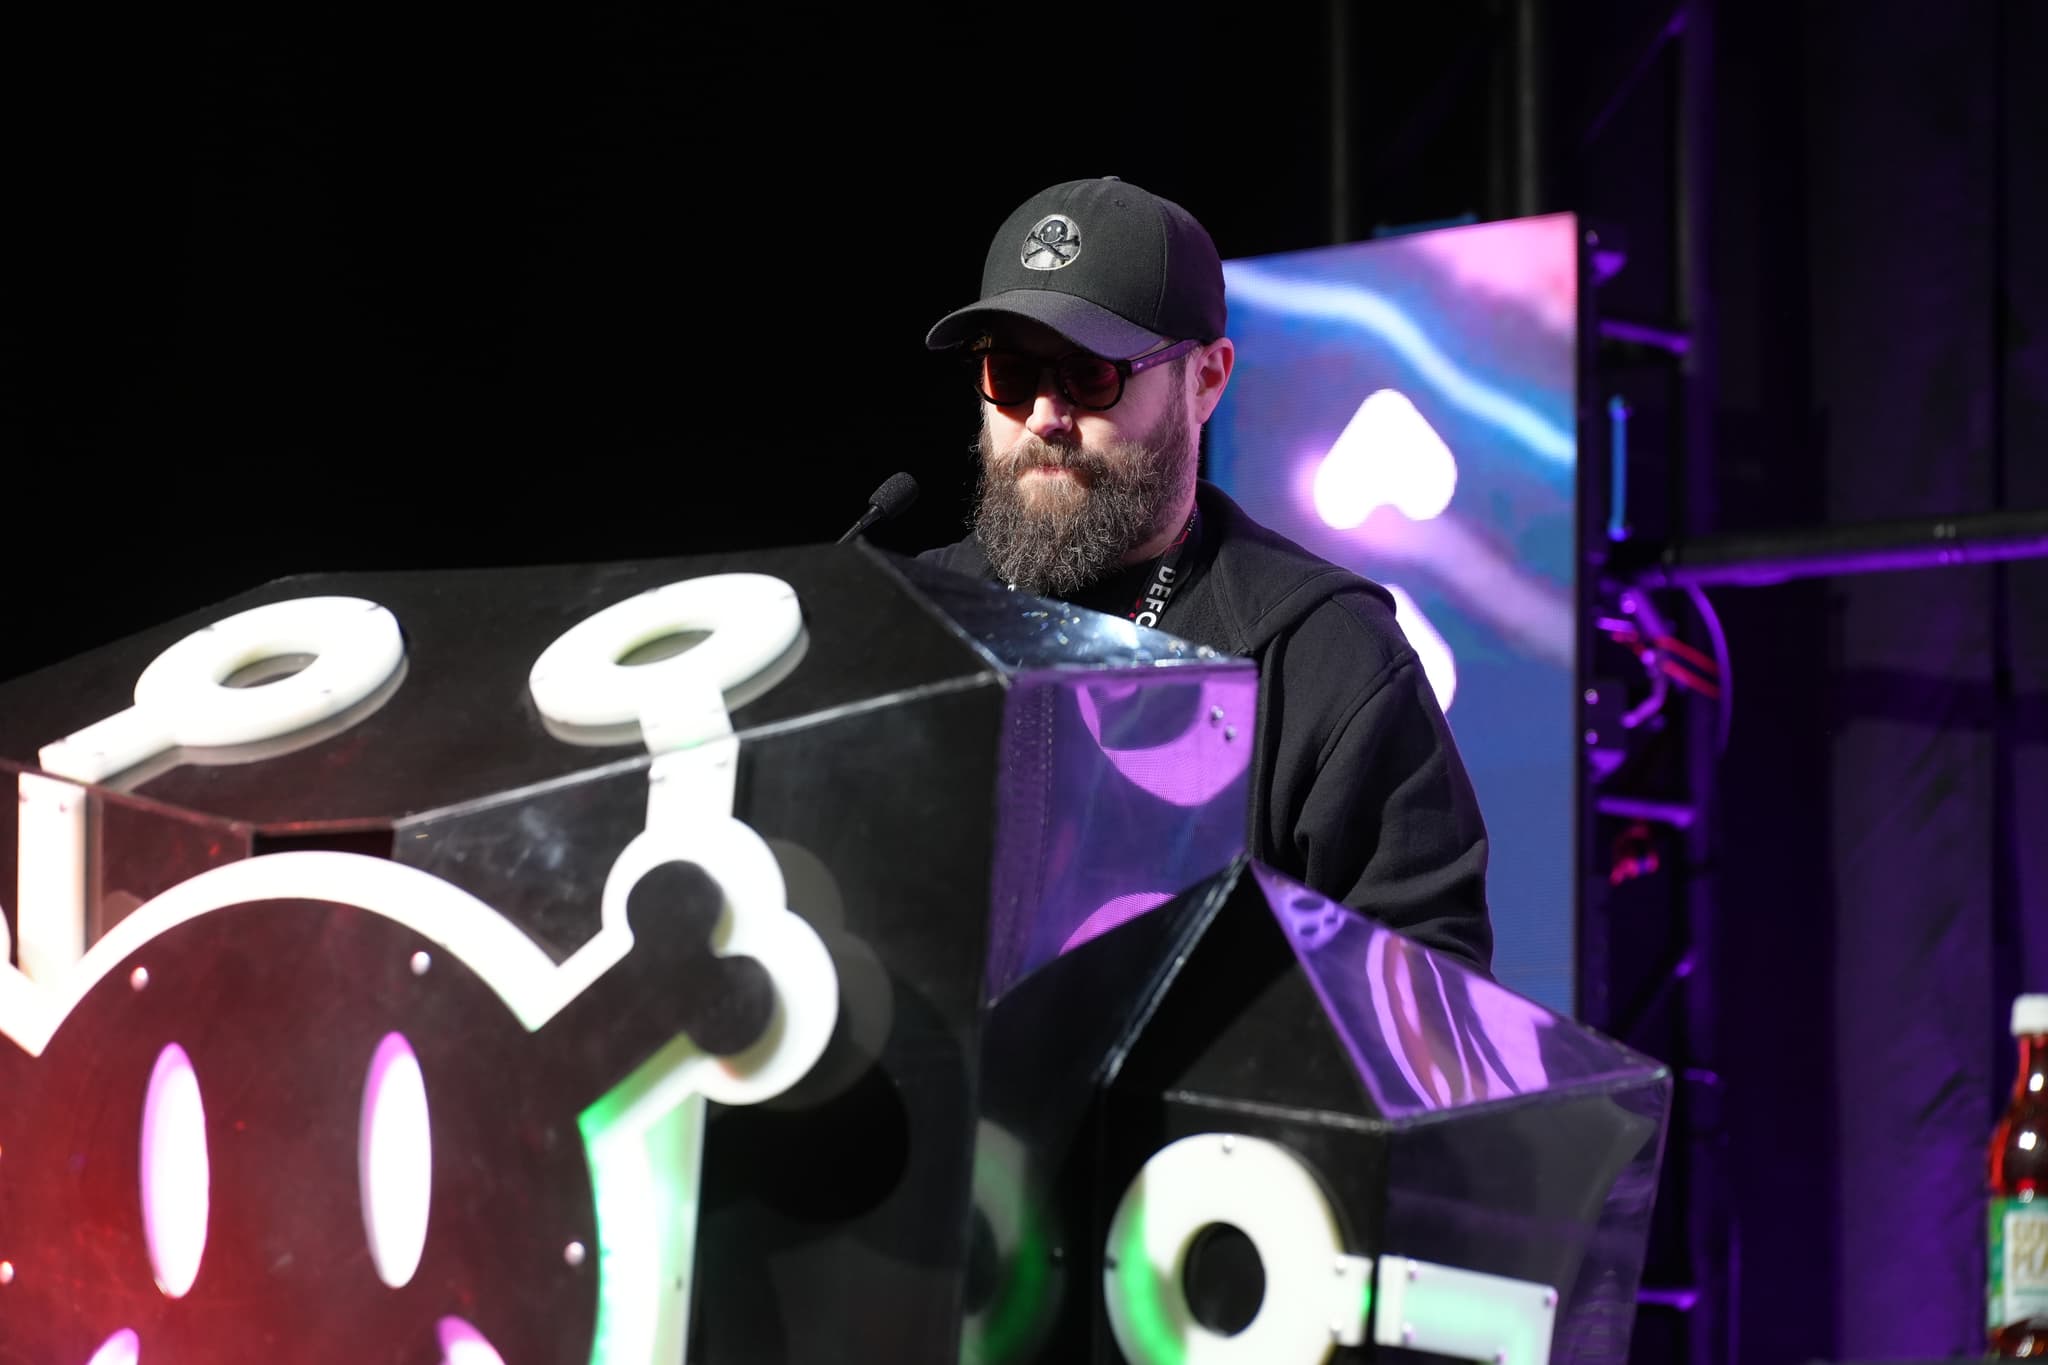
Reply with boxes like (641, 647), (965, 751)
(438, 1316), (508, 1365)
(86, 1328), (141, 1365)
(140, 1043), (209, 1299)
(360, 1032), (433, 1288)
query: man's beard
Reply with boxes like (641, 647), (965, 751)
(971, 398), (1195, 599)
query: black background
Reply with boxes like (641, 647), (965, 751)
(5, 3), (1529, 683)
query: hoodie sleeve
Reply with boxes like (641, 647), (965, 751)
(1270, 595), (1495, 973)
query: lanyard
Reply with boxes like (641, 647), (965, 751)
(1123, 506), (1200, 629)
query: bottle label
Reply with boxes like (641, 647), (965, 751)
(1991, 1197), (2048, 1331)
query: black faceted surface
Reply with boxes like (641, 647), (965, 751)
(0, 543), (986, 830)
(963, 858), (1671, 1365)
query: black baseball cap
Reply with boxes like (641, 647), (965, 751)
(926, 177), (1227, 361)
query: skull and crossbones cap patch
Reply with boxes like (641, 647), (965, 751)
(926, 176), (1227, 362)
(1021, 213), (1083, 270)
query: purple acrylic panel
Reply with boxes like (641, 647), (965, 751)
(984, 663), (1258, 1001)
(1248, 861), (1660, 1120)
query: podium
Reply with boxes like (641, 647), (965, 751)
(0, 542), (1667, 1363)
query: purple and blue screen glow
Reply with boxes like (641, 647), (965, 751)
(1210, 212), (1579, 1013)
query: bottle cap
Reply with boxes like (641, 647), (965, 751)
(2014, 995), (2048, 1037)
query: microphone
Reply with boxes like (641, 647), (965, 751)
(837, 472), (920, 544)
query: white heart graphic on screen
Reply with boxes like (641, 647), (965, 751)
(1385, 585), (1457, 713)
(1313, 389), (1458, 529)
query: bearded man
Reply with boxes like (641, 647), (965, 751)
(918, 176), (1494, 971)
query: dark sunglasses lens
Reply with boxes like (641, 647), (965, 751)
(1059, 355), (1123, 408)
(979, 352), (1039, 405)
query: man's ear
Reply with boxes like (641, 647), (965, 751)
(1191, 337), (1235, 423)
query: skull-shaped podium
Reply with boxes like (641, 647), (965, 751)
(0, 541), (1667, 1365)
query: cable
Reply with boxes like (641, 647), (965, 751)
(1657, 656), (1721, 699)
(1682, 583), (1733, 755)
(1652, 633), (1718, 674)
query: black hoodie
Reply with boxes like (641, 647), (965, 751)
(918, 480), (1494, 972)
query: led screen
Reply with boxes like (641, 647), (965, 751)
(1210, 212), (1579, 1012)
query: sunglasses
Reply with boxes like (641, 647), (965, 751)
(970, 338), (1202, 411)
